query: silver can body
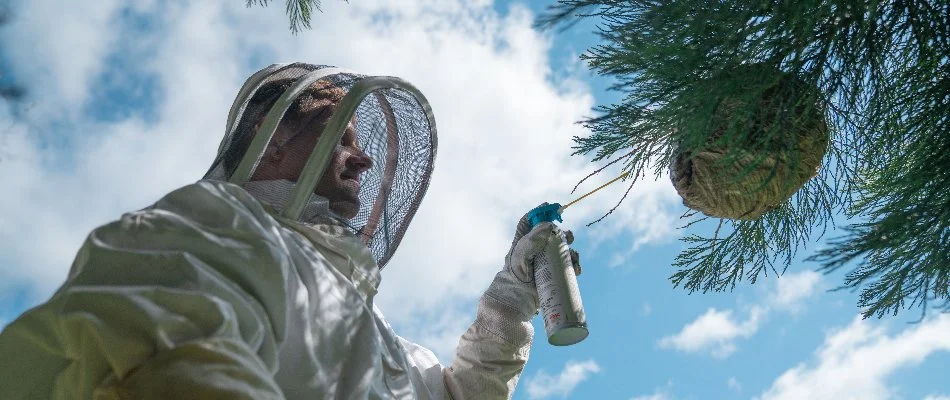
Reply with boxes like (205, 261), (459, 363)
(534, 225), (588, 346)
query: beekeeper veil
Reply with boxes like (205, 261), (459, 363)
(203, 63), (438, 268)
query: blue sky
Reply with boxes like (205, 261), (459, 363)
(0, 1), (948, 399)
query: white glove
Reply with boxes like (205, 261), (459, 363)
(484, 221), (551, 321)
(443, 206), (582, 399)
(506, 214), (582, 284)
(484, 204), (581, 325)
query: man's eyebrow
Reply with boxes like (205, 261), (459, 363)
(312, 103), (335, 122)
(296, 103), (335, 130)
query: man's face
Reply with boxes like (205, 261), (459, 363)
(250, 105), (373, 219)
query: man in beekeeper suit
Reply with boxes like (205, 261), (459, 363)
(0, 63), (578, 399)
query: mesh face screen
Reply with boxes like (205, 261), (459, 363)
(204, 63), (437, 268)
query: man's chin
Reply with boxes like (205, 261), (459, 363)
(329, 200), (360, 219)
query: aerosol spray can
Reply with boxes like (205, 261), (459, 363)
(527, 204), (589, 346)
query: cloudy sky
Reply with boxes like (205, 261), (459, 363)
(0, 0), (947, 399)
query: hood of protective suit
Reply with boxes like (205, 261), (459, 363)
(203, 63), (438, 268)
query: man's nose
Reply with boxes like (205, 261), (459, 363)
(345, 148), (373, 173)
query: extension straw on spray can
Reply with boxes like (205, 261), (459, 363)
(526, 171), (630, 346)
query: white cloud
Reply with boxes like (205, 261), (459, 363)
(630, 387), (673, 400)
(657, 269), (822, 359)
(641, 302), (653, 317)
(0, 0), (680, 364)
(582, 172), (681, 262)
(658, 306), (765, 359)
(757, 314), (950, 400)
(924, 395), (950, 400)
(771, 270), (822, 313)
(727, 377), (742, 393)
(629, 393), (669, 400)
(383, 304), (475, 362)
(1, 0), (124, 108)
(630, 380), (675, 400)
(525, 359), (601, 399)
(607, 252), (627, 268)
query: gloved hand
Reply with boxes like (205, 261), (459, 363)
(444, 205), (583, 398)
(484, 204), (582, 323)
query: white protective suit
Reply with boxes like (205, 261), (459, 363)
(0, 64), (559, 399)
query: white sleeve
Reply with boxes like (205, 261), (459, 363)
(399, 280), (535, 400)
(428, 219), (556, 399)
(0, 181), (295, 400)
(442, 293), (534, 400)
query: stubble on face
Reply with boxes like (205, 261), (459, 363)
(247, 80), (371, 219)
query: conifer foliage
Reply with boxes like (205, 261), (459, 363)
(535, 0), (949, 319)
(246, 0), (326, 34)
(261, 0), (948, 318)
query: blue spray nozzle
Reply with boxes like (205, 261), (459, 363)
(527, 203), (563, 228)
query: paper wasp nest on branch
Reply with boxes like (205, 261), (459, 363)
(670, 63), (830, 220)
